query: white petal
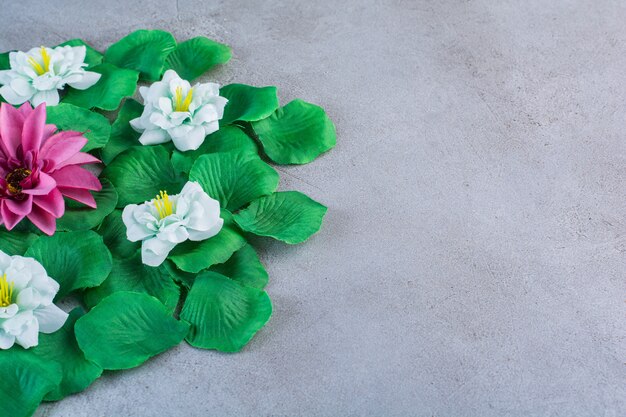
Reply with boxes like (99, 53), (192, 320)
(10, 77), (35, 96)
(192, 104), (219, 125)
(34, 304), (68, 333)
(157, 224), (189, 244)
(138, 128), (170, 146)
(158, 97), (173, 114)
(0, 70), (15, 85)
(161, 69), (179, 83)
(0, 330), (16, 350)
(168, 78), (191, 97)
(16, 287), (40, 310)
(141, 238), (177, 267)
(31, 89), (60, 106)
(170, 125), (206, 151)
(202, 121), (220, 136)
(180, 181), (203, 195)
(67, 71), (101, 90)
(15, 318), (39, 349)
(0, 304), (18, 319)
(122, 204), (154, 242)
(145, 81), (170, 104)
(0, 250), (12, 269)
(0, 84), (30, 104)
(138, 86), (149, 101)
(70, 45), (87, 66)
(32, 75), (60, 91)
(2, 311), (34, 334)
(128, 223), (156, 242)
(150, 112), (174, 130)
(214, 96), (228, 119)
(188, 217), (223, 241)
(129, 116), (146, 132)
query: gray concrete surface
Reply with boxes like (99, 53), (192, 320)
(1, 0), (625, 416)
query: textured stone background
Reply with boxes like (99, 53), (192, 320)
(1, 0), (625, 416)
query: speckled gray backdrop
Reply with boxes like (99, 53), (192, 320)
(1, 0), (625, 416)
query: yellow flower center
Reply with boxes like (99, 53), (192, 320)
(5, 167), (32, 196)
(154, 190), (174, 219)
(0, 274), (14, 308)
(173, 86), (193, 112)
(27, 46), (52, 76)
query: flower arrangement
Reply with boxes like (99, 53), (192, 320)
(0, 30), (335, 417)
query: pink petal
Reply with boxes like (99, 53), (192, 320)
(52, 166), (101, 191)
(0, 103), (25, 159)
(41, 124), (57, 144)
(33, 188), (64, 217)
(39, 130), (86, 159)
(0, 200), (25, 230)
(54, 151), (100, 171)
(22, 171), (57, 196)
(27, 204), (56, 236)
(21, 103), (46, 154)
(4, 194), (33, 216)
(58, 187), (96, 208)
(17, 103), (34, 117)
(39, 135), (87, 168)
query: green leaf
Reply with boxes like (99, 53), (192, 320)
(171, 126), (258, 174)
(97, 210), (140, 259)
(169, 212), (246, 273)
(46, 103), (111, 152)
(25, 231), (113, 299)
(102, 145), (185, 207)
(0, 230), (38, 255)
(210, 244), (268, 289)
(0, 348), (62, 417)
(163, 260), (196, 289)
(105, 29), (176, 81)
(189, 151), (279, 211)
(75, 291), (189, 370)
(101, 98), (143, 164)
(31, 309), (103, 401)
(181, 271), (271, 352)
(0, 51), (11, 70)
(220, 84), (279, 125)
(234, 191), (327, 244)
(56, 39), (103, 68)
(251, 99), (336, 164)
(84, 253), (180, 313)
(63, 63), (139, 111)
(56, 179), (118, 231)
(165, 36), (231, 81)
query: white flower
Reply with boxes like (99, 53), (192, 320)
(122, 181), (224, 267)
(130, 69), (228, 152)
(0, 45), (101, 106)
(0, 251), (68, 350)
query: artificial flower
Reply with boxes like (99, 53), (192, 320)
(0, 250), (68, 349)
(130, 69), (228, 152)
(122, 181), (223, 267)
(0, 45), (101, 107)
(0, 102), (102, 235)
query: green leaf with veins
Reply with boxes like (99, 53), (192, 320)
(75, 291), (189, 370)
(165, 36), (231, 80)
(251, 99), (336, 164)
(63, 63), (139, 111)
(234, 191), (327, 244)
(189, 151), (279, 211)
(181, 271), (272, 352)
(220, 84), (279, 125)
(105, 30), (176, 81)
(32, 309), (103, 401)
(25, 230), (112, 299)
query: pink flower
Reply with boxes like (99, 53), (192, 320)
(0, 102), (101, 235)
